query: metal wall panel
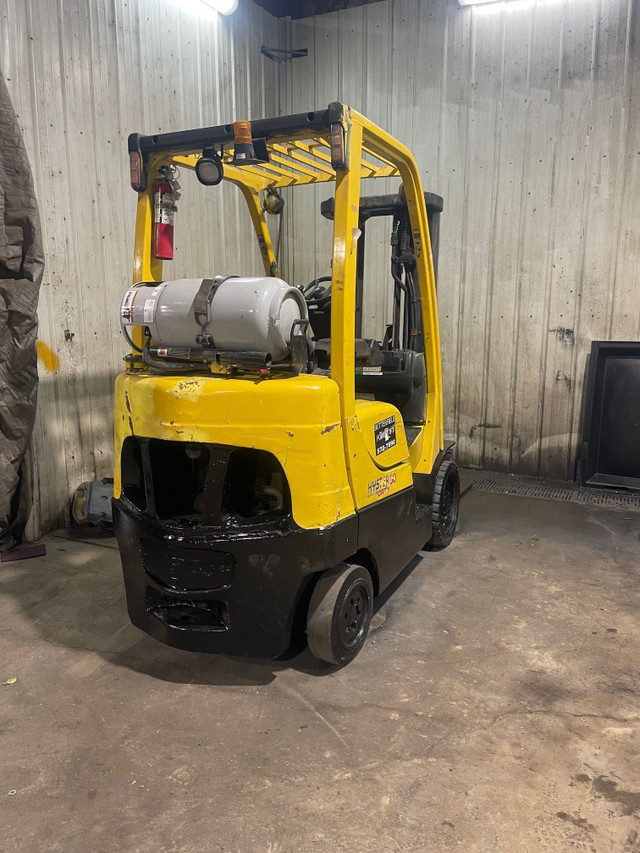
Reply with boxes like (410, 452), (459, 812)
(1, 0), (280, 537)
(2, 0), (638, 536)
(281, 0), (640, 479)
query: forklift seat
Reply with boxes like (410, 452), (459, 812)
(355, 349), (427, 425)
(314, 339), (427, 426)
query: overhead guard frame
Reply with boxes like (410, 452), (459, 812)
(127, 101), (444, 466)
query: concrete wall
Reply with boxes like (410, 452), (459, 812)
(280, 0), (640, 479)
(1, 0), (280, 537)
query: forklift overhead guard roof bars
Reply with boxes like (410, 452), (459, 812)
(130, 106), (338, 159)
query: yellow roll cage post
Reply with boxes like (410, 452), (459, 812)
(127, 104), (444, 480)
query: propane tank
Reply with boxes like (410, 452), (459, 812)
(120, 277), (308, 362)
(153, 173), (175, 260)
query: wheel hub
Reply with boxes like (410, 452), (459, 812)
(339, 587), (367, 647)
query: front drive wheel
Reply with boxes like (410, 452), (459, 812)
(427, 459), (460, 549)
(306, 563), (374, 666)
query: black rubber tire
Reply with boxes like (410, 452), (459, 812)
(306, 563), (374, 666)
(427, 459), (460, 549)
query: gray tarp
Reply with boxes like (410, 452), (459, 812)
(0, 70), (44, 550)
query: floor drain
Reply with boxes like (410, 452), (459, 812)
(471, 476), (640, 511)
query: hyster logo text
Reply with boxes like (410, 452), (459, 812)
(367, 472), (397, 499)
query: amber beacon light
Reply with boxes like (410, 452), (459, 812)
(232, 121), (265, 166)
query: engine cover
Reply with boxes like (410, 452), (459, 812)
(120, 276), (308, 361)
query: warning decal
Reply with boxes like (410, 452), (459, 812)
(143, 298), (156, 324)
(120, 289), (137, 324)
(374, 415), (396, 456)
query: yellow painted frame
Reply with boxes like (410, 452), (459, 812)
(124, 105), (444, 522)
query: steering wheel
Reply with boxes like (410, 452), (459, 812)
(302, 275), (332, 300)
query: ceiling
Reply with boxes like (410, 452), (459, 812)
(252, 0), (384, 19)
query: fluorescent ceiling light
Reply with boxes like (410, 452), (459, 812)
(200, 0), (239, 12)
(459, 0), (505, 5)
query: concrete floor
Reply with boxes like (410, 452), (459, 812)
(2, 490), (640, 852)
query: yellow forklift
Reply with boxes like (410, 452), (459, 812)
(114, 103), (459, 665)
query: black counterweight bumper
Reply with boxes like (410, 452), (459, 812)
(113, 499), (357, 658)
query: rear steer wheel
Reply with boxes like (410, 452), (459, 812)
(306, 563), (374, 666)
(427, 459), (460, 549)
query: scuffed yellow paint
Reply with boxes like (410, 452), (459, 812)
(36, 340), (59, 373)
(113, 372), (356, 530)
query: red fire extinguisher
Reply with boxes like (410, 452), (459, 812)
(153, 170), (175, 260)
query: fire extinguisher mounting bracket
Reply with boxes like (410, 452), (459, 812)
(158, 165), (181, 201)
